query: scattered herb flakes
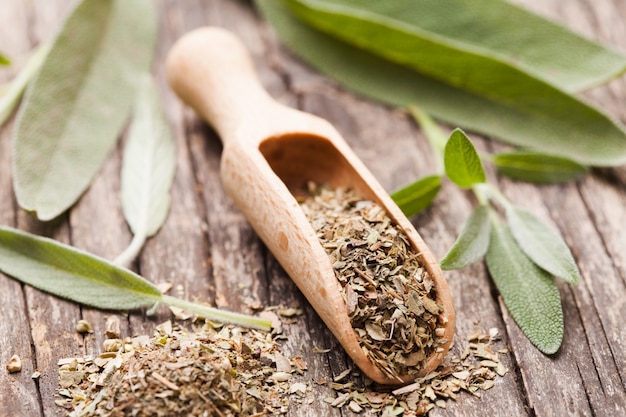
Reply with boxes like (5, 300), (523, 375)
(299, 183), (444, 380)
(76, 319), (94, 334)
(55, 320), (306, 416)
(6, 354), (22, 373)
(323, 329), (509, 416)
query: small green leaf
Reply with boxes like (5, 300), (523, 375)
(390, 174), (441, 217)
(491, 151), (588, 183)
(440, 205), (491, 270)
(444, 129), (486, 188)
(0, 52), (10, 66)
(0, 43), (50, 127)
(486, 217), (563, 354)
(0, 226), (271, 331)
(506, 205), (580, 284)
(0, 225), (161, 310)
(116, 75), (176, 266)
(13, 0), (157, 221)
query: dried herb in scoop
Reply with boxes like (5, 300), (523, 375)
(299, 183), (445, 380)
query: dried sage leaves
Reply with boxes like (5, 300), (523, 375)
(299, 183), (445, 380)
(56, 320), (307, 416)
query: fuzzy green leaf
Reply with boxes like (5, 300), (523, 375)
(0, 226), (162, 310)
(491, 151), (588, 183)
(284, 0), (626, 93)
(122, 75), (175, 238)
(257, 0), (626, 167)
(440, 205), (491, 270)
(116, 75), (176, 266)
(507, 206), (580, 284)
(13, 0), (157, 221)
(0, 43), (50, 127)
(391, 174), (441, 217)
(0, 226), (272, 331)
(486, 218), (563, 354)
(444, 129), (486, 188)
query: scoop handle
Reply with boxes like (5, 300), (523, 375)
(166, 27), (275, 145)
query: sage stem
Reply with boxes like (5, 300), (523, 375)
(113, 232), (147, 267)
(408, 105), (446, 174)
(162, 295), (272, 331)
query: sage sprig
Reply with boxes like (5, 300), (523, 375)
(392, 112), (581, 354)
(12, 0), (157, 221)
(116, 75), (176, 267)
(257, 0), (626, 167)
(0, 226), (271, 331)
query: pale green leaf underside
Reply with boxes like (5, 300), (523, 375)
(486, 219), (563, 354)
(440, 205), (490, 270)
(122, 75), (176, 238)
(257, 0), (626, 166)
(13, 0), (157, 221)
(391, 174), (441, 217)
(0, 226), (162, 310)
(507, 206), (580, 284)
(285, 0), (626, 93)
(492, 151), (588, 183)
(444, 129), (486, 188)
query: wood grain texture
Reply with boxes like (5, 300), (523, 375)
(0, 0), (624, 415)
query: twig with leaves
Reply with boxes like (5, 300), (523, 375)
(391, 108), (581, 354)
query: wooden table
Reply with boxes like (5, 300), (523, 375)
(1, 1), (625, 416)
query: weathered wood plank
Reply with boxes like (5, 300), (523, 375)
(0, 1), (42, 414)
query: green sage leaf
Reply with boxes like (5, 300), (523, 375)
(491, 151), (588, 183)
(284, 0), (626, 93)
(444, 129), (486, 188)
(0, 52), (10, 66)
(13, 0), (157, 221)
(0, 43), (50, 127)
(390, 174), (441, 217)
(0, 226), (272, 331)
(440, 205), (490, 270)
(486, 217), (563, 354)
(0, 225), (162, 310)
(506, 205), (580, 285)
(257, 0), (626, 167)
(116, 75), (176, 266)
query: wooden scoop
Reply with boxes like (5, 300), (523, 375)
(166, 27), (455, 385)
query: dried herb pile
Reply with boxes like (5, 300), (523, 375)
(324, 328), (508, 416)
(299, 183), (446, 380)
(55, 320), (307, 416)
